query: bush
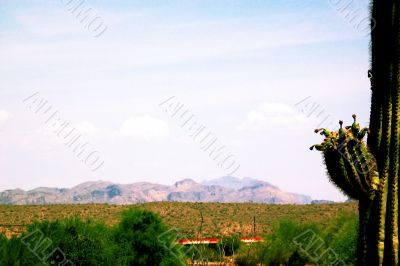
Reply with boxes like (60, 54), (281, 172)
(258, 214), (358, 266)
(0, 233), (6, 251)
(23, 217), (114, 266)
(0, 234), (41, 266)
(325, 214), (358, 265)
(113, 208), (186, 266)
(187, 244), (220, 263)
(287, 251), (309, 266)
(235, 243), (262, 266)
(259, 220), (317, 265)
(0, 209), (186, 266)
(218, 235), (241, 256)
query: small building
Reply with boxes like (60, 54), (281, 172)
(178, 237), (264, 245)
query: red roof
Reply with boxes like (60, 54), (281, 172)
(178, 238), (221, 245)
(178, 237), (264, 245)
(240, 236), (264, 243)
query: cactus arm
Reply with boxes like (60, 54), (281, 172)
(341, 144), (370, 198)
(312, 119), (379, 200)
(323, 150), (359, 199)
(311, 117), (381, 265)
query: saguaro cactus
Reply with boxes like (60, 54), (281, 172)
(311, 1), (400, 265)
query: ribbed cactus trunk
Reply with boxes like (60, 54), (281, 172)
(311, 1), (400, 265)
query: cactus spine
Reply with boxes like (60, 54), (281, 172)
(311, 1), (400, 265)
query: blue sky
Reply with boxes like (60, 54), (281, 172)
(0, 0), (372, 201)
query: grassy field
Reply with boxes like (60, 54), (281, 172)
(0, 202), (357, 238)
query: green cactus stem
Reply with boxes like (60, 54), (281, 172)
(310, 1), (400, 264)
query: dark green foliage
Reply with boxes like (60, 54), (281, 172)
(194, 244), (220, 263)
(25, 218), (114, 266)
(259, 220), (316, 266)
(0, 209), (186, 266)
(250, 214), (357, 266)
(287, 251), (309, 266)
(327, 215), (358, 265)
(113, 208), (185, 266)
(218, 235), (241, 256)
(0, 233), (6, 253)
(234, 243), (263, 266)
(0, 235), (41, 266)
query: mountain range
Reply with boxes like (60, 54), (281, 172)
(0, 176), (314, 205)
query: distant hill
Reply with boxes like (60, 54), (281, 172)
(202, 176), (269, 190)
(0, 177), (313, 205)
(202, 176), (312, 204)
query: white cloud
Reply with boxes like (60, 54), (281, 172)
(118, 115), (170, 141)
(0, 110), (10, 126)
(239, 102), (309, 130)
(74, 121), (100, 135)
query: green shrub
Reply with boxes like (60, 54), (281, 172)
(260, 220), (318, 265)
(218, 235), (241, 256)
(258, 214), (358, 266)
(0, 235), (40, 266)
(326, 214), (358, 266)
(113, 208), (186, 266)
(24, 217), (114, 266)
(235, 244), (262, 266)
(0, 233), (6, 250)
(287, 251), (309, 266)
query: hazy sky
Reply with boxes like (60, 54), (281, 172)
(0, 0), (372, 201)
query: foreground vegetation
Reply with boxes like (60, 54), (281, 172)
(0, 202), (357, 238)
(0, 209), (186, 265)
(0, 207), (358, 265)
